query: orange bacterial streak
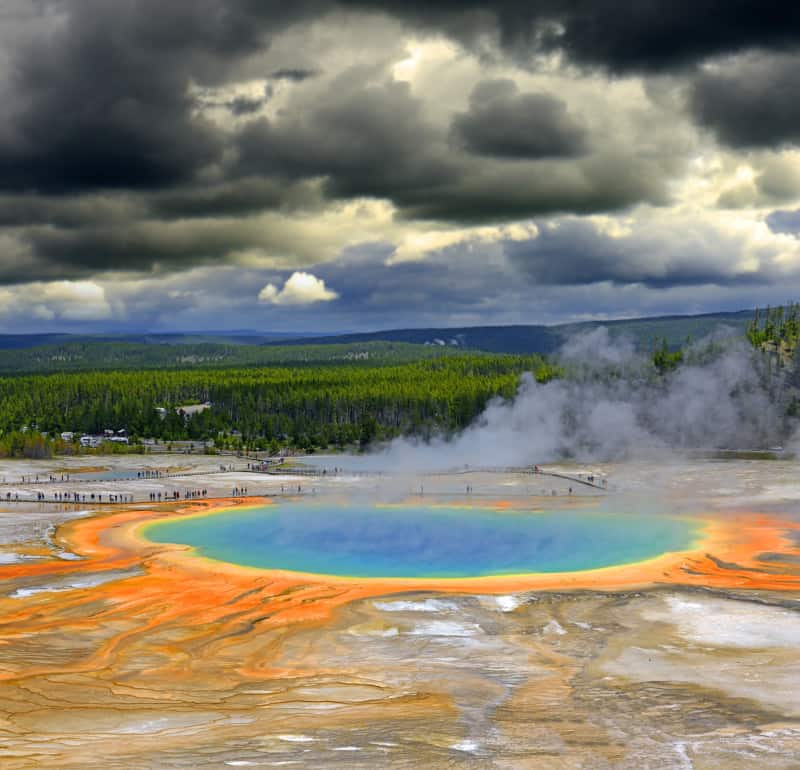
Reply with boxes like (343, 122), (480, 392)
(0, 497), (798, 685)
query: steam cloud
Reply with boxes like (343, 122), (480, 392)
(371, 327), (792, 471)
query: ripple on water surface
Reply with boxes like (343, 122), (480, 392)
(144, 503), (701, 579)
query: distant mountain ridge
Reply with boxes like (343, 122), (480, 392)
(0, 310), (755, 355)
(263, 310), (755, 354)
(0, 330), (332, 350)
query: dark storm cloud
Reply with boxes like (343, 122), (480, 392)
(236, 73), (663, 222)
(0, 0), (320, 194)
(0, 0), (795, 200)
(236, 77), (457, 200)
(1, 0), (798, 197)
(503, 219), (766, 289)
(147, 179), (324, 219)
(0, 194), (142, 229)
(397, 156), (668, 223)
(0, 5), (207, 192)
(0, 1), (332, 197)
(342, 0), (800, 73)
(14, 218), (279, 285)
(528, 1), (800, 73)
(0, 0), (798, 300)
(690, 55), (800, 148)
(0, 180), (321, 232)
(451, 79), (586, 159)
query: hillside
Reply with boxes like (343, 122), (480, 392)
(0, 310), (756, 374)
(0, 340), (466, 375)
(270, 310), (755, 354)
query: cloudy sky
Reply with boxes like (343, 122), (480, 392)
(2, 1), (800, 333)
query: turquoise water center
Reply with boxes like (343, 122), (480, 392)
(145, 503), (701, 579)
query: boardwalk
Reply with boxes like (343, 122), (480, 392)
(258, 464), (608, 489)
(0, 462), (607, 506)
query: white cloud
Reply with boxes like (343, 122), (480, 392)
(0, 280), (113, 321)
(389, 222), (539, 263)
(258, 271), (339, 305)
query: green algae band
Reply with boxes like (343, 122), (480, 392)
(145, 504), (700, 579)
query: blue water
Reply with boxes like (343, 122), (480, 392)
(73, 470), (138, 481)
(145, 503), (700, 579)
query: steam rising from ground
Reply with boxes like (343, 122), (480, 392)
(372, 327), (790, 471)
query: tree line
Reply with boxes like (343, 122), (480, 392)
(0, 340), (467, 375)
(0, 355), (561, 456)
(746, 304), (800, 348)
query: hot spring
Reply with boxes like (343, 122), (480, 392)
(144, 503), (702, 579)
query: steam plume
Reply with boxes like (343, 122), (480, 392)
(370, 327), (791, 471)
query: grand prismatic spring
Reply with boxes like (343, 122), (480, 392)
(1, 453), (799, 768)
(144, 503), (702, 578)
